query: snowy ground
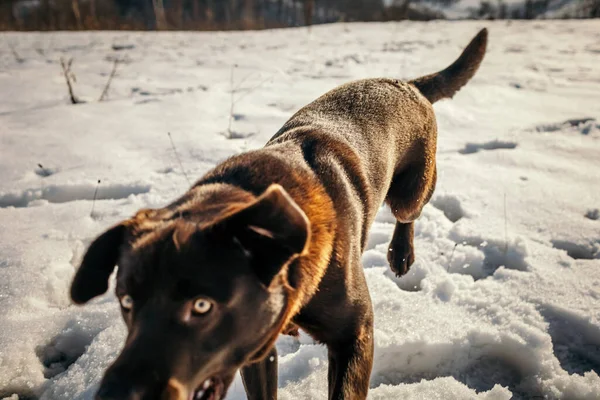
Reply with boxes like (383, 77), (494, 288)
(1, 20), (600, 400)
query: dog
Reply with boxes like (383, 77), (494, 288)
(70, 28), (487, 400)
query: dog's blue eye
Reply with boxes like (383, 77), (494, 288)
(120, 295), (134, 311)
(192, 298), (213, 315)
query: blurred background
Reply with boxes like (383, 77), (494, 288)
(1, 0), (598, 31)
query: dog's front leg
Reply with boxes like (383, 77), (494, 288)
(326, 313), (374, 400)
(241, 346), (278, 400)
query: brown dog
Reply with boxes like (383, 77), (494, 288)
(70, 28), (487, 400)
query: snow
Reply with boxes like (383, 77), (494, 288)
(1, 20), (599, 400)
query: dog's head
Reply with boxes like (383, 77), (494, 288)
(70, 184), (309, 400)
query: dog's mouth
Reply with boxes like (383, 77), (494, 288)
(191, 377), (225, 400)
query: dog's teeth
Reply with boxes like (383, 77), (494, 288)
(202, 379), (211, 390)
(195, 390), (205, 400)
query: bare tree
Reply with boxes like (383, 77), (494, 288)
(304, 0), (314, 25)
(497, 0), (507, 18)
(152, 0), (168, 29)
(40, 0), (53, 29)
(71, 0), (83, 29)
(0, 0), (17, 29)
(89, 0), (97, 26)
(254, 0), (266, 27)
(168, 0), (184, 29)
(397, 0), (412, 20)
(591, 0), (600, 17)
(524, 0), (534, 18)
(478, 0), (494, 18)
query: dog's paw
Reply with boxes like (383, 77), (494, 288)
(387, 245), (415, 277)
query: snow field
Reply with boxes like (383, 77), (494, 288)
(1, 20), (600, 399)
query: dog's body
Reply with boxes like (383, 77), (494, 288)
(70, 29), (487, 400)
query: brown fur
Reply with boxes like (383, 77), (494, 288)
(70, 28), (488, 400)
(411, 28), (488, 103)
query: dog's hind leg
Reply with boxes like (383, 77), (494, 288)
(241, 347), (278, 400)
(387, 221), (416, 276)
(385, 150), (437, 276)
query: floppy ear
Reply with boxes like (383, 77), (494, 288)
(70, 223), (126, 304)
(217, 184), (310, 288)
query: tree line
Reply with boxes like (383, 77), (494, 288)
(1, 0), (598, 31)
(1, 0), (395, 31)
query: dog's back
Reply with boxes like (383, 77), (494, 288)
(265, 28), (488, 246)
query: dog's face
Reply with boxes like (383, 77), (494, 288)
(70, 185), (309, 400)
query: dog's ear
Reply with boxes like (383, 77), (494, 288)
(70, 223), (127, 304)
(216, 184), (310, 287)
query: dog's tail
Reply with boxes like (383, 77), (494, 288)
(410, 28), (488, 104)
